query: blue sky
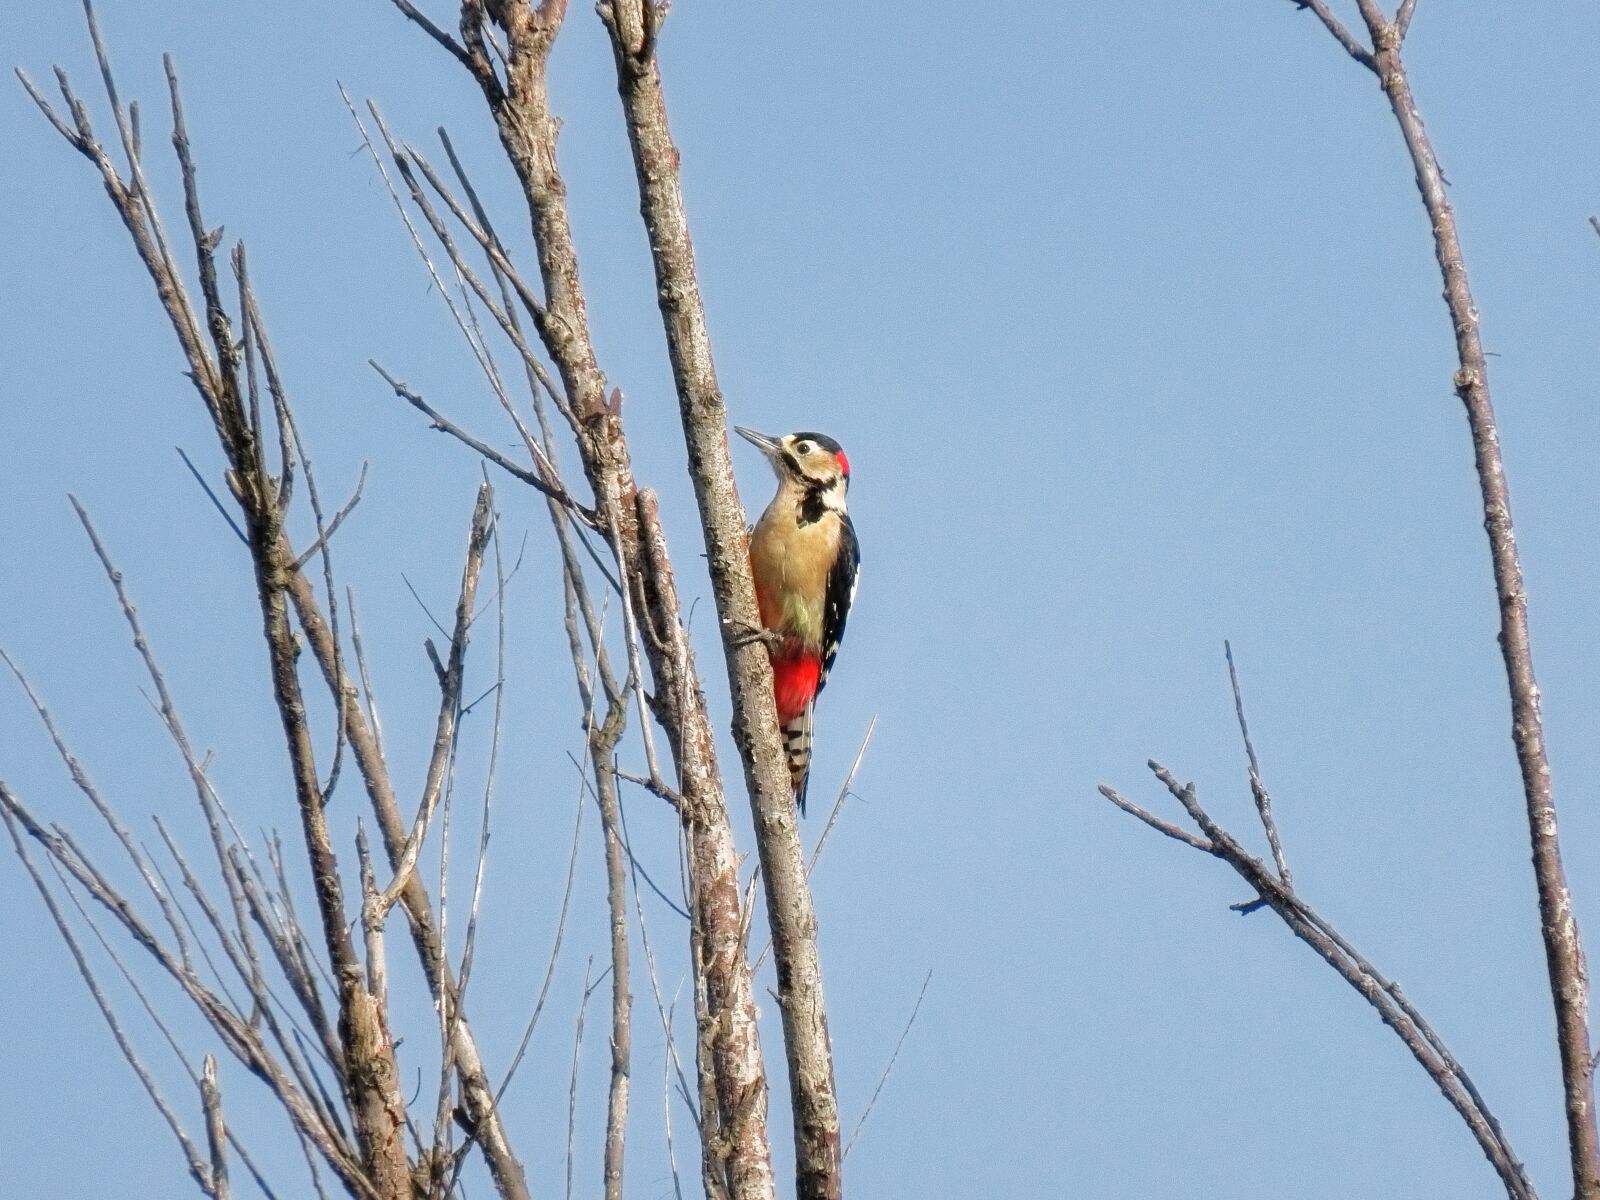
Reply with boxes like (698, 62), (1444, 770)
(3, 2), (1599, 1197)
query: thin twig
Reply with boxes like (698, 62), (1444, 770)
(608, 766), (683, 811)
(377, 484), (493, 912)
(70, 497), (273, 1029)
(456, 468), (508, 1004)
(568, 957), (599, 1200)
(1, 792), (214, 1195)
(1224, 642), (1290, 887)
(752, 720), (879, 973)
(356, 823), (388, 1013)
(345, 587), (386, 761)
(176, 446), (249, 544)
(843, 971), (932, 1160)
(263, 364), (351, 804)
(1282, 0), (1377, 70)
(386, 0), (477, 72)
(1096, 785), (1212, 852)
(0, 646), (193, 964)
(619, 793), (701, 1122)
(497, 751), (590, 1104)
(369, 360), (591, 519)
(436, 123), (579, 431)
(291, 463), (368, 571)
(806, 717), (877, 877)
(662, 994), (688, 1200)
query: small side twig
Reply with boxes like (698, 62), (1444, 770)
(176, 446), (249, 545)
(1, 791), (213, 1196)
(370, 360), (593, 523)
(753, 718), (879, 973)
(376, 484), (493, 913)
(567, 957), (600, 1200)
(291, 463), (368, 571)
(843, 970), (931, 1161)
(806, 716), (878, 878)
(200, 1056), (231, 1200)
(1395, 0), (1419, 41)
(1282, 0), (1377, 70)
(1224, 642), (1290, 890)
(497, 751), (589, 1105)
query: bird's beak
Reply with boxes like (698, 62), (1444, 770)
(734, 426), (782, 460)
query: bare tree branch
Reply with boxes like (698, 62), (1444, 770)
(177, 444), (250, 544)
(634, 492), (775, 1200)
(1224, 642), (1290, 892)
(1281, 0), (1377, 70)
(200, 1057), (232, 1200)
(550, 489), (635, 1200)
(18, 26), (428, 1193)
(350, 91), (586, 485)
(583, 651), (634, 1200)
(1, 790), (216, 1197)
(1096, 784), (1212, 852)
(291, 463), (369, 571)
(568, 957), (600, 1200)
(455, 477), (509, 1006)
(844, 971), (931, 1161)
(394, 6), (781, 1194)
(69, 498), (270, 1012)
(1289, 7), (1599, 1193)
(369, 360), (591, 520)
(498, 750), (589, 1107)
(285, 555), (530, 1200)
(1366, 16), (1596, 1191)
(376, 484), (493, 912)
(1395, 0), (1419, 41)
(595, 6), (839, 1195)
(2, 783), (370, 1195)
(0, 646), (193, 964)
(387, 0), (476, 71)
(1097, 749), (1536, 1200)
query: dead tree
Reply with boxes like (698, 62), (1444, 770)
(8, 2), (853, 1199)
(1100, 6), (1593, 1199)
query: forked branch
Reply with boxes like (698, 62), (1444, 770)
(1100, 663), (1533, 1200)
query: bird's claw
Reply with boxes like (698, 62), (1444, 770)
(724, 618), (781, 650)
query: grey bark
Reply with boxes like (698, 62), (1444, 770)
(599, 5), (843, 1196)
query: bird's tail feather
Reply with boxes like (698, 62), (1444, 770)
(781, 706), (814, 815)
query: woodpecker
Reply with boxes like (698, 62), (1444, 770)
(735, 426), (860, 814)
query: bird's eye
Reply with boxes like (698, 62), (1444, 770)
(794, 440), (813, 455)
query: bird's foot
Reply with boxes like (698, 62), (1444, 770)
(724, 618), (782, 650)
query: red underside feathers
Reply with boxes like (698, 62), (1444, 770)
(771, 652), (821, 722)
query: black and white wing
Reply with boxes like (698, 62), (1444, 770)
(817, 513), (860, 694)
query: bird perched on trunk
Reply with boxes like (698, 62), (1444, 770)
(735, 427), (860, 814)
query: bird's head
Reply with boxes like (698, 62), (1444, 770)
(735, 427), (850, 493)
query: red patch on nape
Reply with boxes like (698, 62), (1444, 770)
(771, 652), (821, 723)
(835, 449), (850, 478)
